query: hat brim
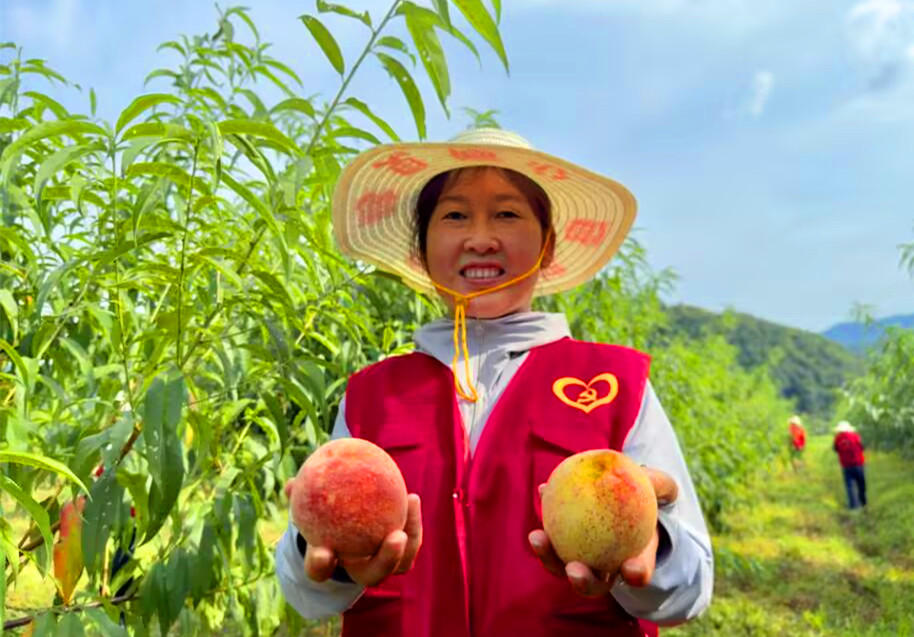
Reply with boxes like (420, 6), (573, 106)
(332, 142), (637, 297)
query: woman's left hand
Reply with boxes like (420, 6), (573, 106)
(528, 467), (678, 598)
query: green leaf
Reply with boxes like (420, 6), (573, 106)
(58, 608), (87, 636)
(0, 475), (52, 573)
(117, 469), (150, 544)
(139, 375), (186, 540)
(403, 2), (451, 114)
(0, 116), (29, 134)
(120, 122), (194, 142)
(33, 141), (104, 201)
(343, 96), (400, 142)
(374, 35), (416, 64)
(82, 470), (125, 577)
(144, 68), (180, 86)
(157, 40), (186, 56)
(190, 521), (216, 606)
(0, 119), (107, 182)
(126, 162), (211, 196)
(0, 548), (5, 634)
(30, 613), (58, 636)
(271, 97), (317, 119)
(141, 550), (190, 634)
(221, 172), (283, 241)
(491, 0), (502, 23)
(263, 393), (290, 454)
(452, 0), (509, 70)
(300, 15), (345, 76)
(0, 450), (90, 494)
(332, 125), (382, 145)
(24, 90), (71, 119)
(0, 289), (18, 342)
(316, 0), (372, 27)
(263, 59), (304, 87)
(432, 0), (451, 28)
(86, 607), (128, 637)
(375, 52), (426, 139)
(89, 87), (97, 117)
(217, 119), (300, 156)
(115, 93), (182, 135)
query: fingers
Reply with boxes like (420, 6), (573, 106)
(619, 527), (659, 588)
(565, 561), (613, 598)
(395, 494), (423, 574)
(304, 544), (338, 583)
(642, 467), (678, 506)
(346, 530), (408, 587)
(528, 529), (566, 578)
(284, 478), (294, 499)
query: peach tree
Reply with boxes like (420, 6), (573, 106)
(0, 2), (506, 634)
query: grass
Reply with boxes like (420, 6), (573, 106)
(667, 435), (914, 637)
(6, 437), (914, 635)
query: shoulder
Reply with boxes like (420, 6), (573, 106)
(536, 337), (651, 365)
(350, 351), (438, 381)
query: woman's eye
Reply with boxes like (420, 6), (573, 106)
(496, 210), (520, 218)
(442, 211), (466, 220)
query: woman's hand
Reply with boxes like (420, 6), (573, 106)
(528, 467), (678, 598)
(286, 479), (423, 587)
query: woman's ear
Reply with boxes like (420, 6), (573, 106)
(541, 228), (556, 268)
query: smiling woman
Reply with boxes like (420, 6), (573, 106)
(419, 166), (554, 319)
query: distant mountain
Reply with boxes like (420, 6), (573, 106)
(821, 314), (914, 353)
(664, 304), (862, 418)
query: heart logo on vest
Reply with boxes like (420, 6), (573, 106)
(551, 373), (619, 414)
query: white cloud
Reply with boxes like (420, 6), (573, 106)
(846, 0), (914, 89)
(747, 70), (775, 117)
(723, 70), (775, 119)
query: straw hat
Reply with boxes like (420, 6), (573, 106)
(788, 415), (802, 426)
(834, 421), (856, 433)
(332, 128), (637, 297)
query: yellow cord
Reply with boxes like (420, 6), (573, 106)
(431, 230), (553, 402)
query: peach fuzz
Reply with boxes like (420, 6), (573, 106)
(290, 438), (408, 559)
(541, 449), (657, 574)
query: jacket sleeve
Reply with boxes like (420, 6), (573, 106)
(611, 380), (714, 626)
(276, 397), (365, 619)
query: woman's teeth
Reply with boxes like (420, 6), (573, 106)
(463, 267), (503, 280)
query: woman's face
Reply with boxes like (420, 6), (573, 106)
(425, 168), (551, 318)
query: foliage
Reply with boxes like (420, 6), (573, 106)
(0, 1), (505, 633)
(842, 328), (914, 457)
(665, 304), (861, 419)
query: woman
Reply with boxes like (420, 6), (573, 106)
(276, 129), (713, 636)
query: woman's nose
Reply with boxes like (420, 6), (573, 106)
(463, 221), (499, 253)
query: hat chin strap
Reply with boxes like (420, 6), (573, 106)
(431, 229), (554, 403)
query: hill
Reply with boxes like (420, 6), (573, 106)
(821, 313), (914, 353)
(664, 304), (862, 417)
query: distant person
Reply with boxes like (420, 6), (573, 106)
(787, 415), (806, 470)
(833, 421), (866, 509)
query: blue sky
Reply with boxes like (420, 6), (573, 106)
(3, 0), (914, 332)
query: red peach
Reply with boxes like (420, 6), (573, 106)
(290, 438), (408, 560)
(542, 449), (657, 574)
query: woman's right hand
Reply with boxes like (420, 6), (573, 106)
(302, 493), (423, 587)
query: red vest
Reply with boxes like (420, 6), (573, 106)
(834, 432), (864, 468)
(343, 338), (656, 637)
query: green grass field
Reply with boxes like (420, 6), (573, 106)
(667, 436), (914, 636)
